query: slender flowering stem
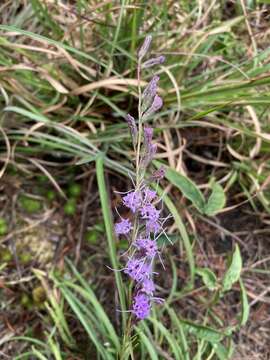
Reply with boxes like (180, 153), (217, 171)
(116, 35), (168, 357)
(136, 59), (142, 187)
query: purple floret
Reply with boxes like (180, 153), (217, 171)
(115, 218), (132, 235)
(146, 219), (161, 234)
(142, 55), (166, 69)
(132, 293), (151, 320)
(143, 188), (156, 202)
(143, 95), (163, 118)
(140, 204), (160, 221)
(142, 76), (159, 113)
(123, 191), (142, 213)
(124, 258), (151, 282)
(141, 278), (155, 295)
(135, 237), (158, 258)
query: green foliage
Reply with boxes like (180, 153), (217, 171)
(68, 183), (82, 198)
(19, 195), (42, 213)
(204, 182), (226, 216)
(0, 218), (8, 235)
(222, 244), (242, 292)
(161, 163), (205, 212)
(0, 247), (12, 262)
(46, 190), (56, 201)
(239, 279), (249, 327)
(85, 230), (99, 245)
(64, 199), (76, 215)
(156, 162), (226, 216)
(195, 268), (217, 291)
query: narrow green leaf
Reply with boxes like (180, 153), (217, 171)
(166, 306), (190, 360)
(222, 245), (242, 292)
(60, 285), (112, 360)
(76, 154), (97, 165)
(47, 336), (63, 360)
(195, 268), (217, 291)
(96, 155), (127, 328)
(135, 328), (159, 360)
(31, 348), (48, 360)
(239, 278), (249, 326)
(204, 183), (226, 216)
(148, 318), (183, 360)
(157, 186), (195, 284)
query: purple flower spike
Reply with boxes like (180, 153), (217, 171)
(125, 114), (137, 148)
(142, 55), (166, 69)
(143, 95), (163, 119)
(132, 293), (151, 320)
(113, 36), (167, 321)
(115, 218), (132, 235)
(123, 191), (142, 213)
(138, 35), (152, 60)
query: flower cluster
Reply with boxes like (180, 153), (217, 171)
(115, 179), (166, 320)
(114, 35), (167, 321)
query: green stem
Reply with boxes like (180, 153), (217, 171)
(120, 58), (144, 359)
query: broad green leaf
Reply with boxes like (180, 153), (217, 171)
(204, 182), (226, 216)
(195, 268), (217, 291)
(239, 278), (249, 326)
(182, 320), (224, 343)
(222, 245), (242, 292)
(154, 161), (205, 212)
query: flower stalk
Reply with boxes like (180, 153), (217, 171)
(115, 35), (167, 328)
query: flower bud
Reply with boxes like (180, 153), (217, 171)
(138, 35), (152, 60)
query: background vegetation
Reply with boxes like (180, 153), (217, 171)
(0, 1), (270, 359)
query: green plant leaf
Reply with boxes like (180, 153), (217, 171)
(156, 234), (179, 247)
(195, 268), (217, 291)
(96, 155), (127, 328)
(154, 161), (205, 212)
(204, 182), (226, 216)
(213, 340), (234, 360)
(156, 185), (195, 285)
(222, 244), (242, 292)
(182, 320), (224, 343)
(239, 278), (249, 326)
